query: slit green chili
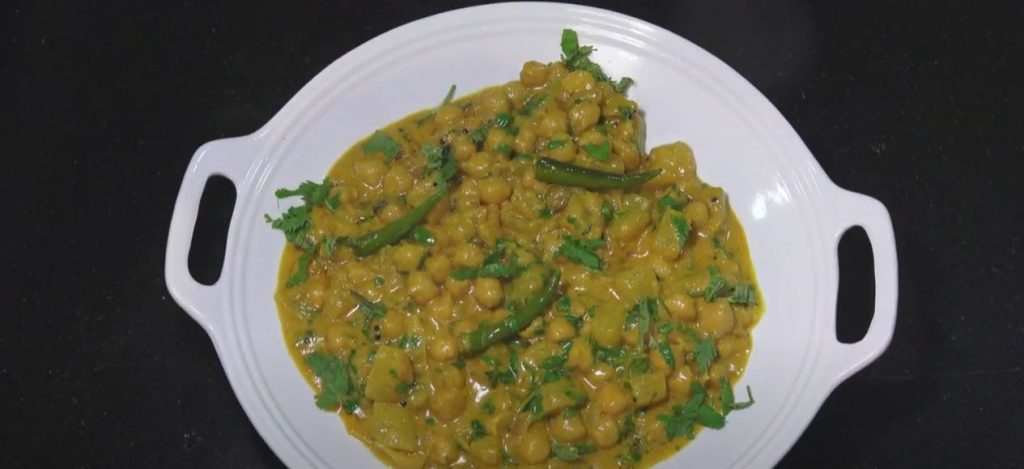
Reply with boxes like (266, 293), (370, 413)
(534, 158), (661, 190)
(342, 186), (447, 256)
(460, 269), (562, 355)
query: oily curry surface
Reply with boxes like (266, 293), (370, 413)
(271, 30), (762, 469)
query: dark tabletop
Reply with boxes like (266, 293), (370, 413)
(5, 0), (1023, 467)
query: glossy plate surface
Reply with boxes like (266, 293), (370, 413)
(165, 3), (898, 468)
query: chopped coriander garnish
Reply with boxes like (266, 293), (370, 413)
(601, 200), (615, 222)
(547, 139), (568, 150)
(657, 194), (686, 212)
(351, 290), (386, 320)
(469, 419), (487, 441)
(450, 267), (478, 280)
(703, 267), (728, 302)
(495, 143), (512, 155)
(362, 130), (401, 161)
(612, 77), (635, 94)
(275, 178), (333, 206)
(373, 275), (384, 287)
(618, 106), (634, 120)
(670, 215), (692, 248)
(539, 206), (552, 218)
(552, 442), (596, 462)
(286, 243), (317, 287)
(425, 416), (436, 426)
(398, 334), (421, 350)
(693, 337), (717, 375)
(495, 112), (514, 128)
(556, 236), (605, 270)
(657, 341), (676, 369)
(423, 143), (456, 184)
(582, 140), (611, 161)
(521, 93), (549, 116)
(266, 206), (312, 248)
(305, 351), (352, 410)
(729, 284), (757, 306)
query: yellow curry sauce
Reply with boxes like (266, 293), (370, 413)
(272, 30), (762, 469)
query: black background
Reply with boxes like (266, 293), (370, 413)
(5, 1), (1023, 468)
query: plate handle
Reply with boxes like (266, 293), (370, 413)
(165, 137), (253, 336)
(825, 189), (899, 382)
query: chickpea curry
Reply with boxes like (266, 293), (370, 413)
(268, 30), (762, 469)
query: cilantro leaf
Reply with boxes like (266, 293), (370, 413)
(693, 337), (717, 376)
(423, 143), (456, 184)
(582, 140), (611, 161)
(469, 419), (486, 441)
(657, 194), (686, 212)
(351, 291), (386, 320)
(613, 77), (635, 94)
(547, 139), (568, 150)
(275, 178), (333, 206)
(560, 28), (580, 58)
(397, 334), (421, 350)
(601, 200), (615, 222)
(520, 93), (549, 116)
(657, 341), (676, 370)
(440, 84), (457, 107)
(704, 267), (728, 302)
(450, 267), (479, 280)
(305, 351), (352, 410)
(286, 243), (317, 287)
(495, 112), (514, 128)
(265, 206), (312, 248)
(729, 284), (757, 306)
(556, 236), (605, 270)
(362, 130), (401, 161)
(671, 215), (692, 248)
(625, 298), (656, 339)
(552, 442), (596, 462)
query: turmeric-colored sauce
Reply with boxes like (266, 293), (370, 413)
(271, 30), (762, 469)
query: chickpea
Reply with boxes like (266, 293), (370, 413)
(392, 243), (426, 273)
(425, 293), (455, 324)
(566, 338), (594, 369)
(697, 300), (736, 339)
(587, 413), (620, 447)
(480, 87), (511, 115)
(473, 277), (504, 308)
(452, 134), (477, 161)
(517, 428), (551, 464)
(379, 312), (404, 340)
(595, 383), (631, 415)
(547, 131), (575, 162)
(683, 201), (710, 230)
(429, 334), (459, 361)
(326, 324), (349, 354)
(664, 293), (696, 322)
(354, 157), (387, 187)
(484, 127), (514, 155)
(535, 109), (568, 139)
(469, 435), (501, 466)
(485, 411), (514, 436)
(514, 127), (537, 154)
(562, 70), (597, 94)
(430, 388), (467, 422)
(519, 60), (548, 87)
(430, 435), (459, 465)
(546, 62), (569, 83)
(445, 277), (471, 299)
(504, 82), (525, 106)
(408, 271), (439, 305)
(435, 104), (463, 127)
(569, 101), (601, 134)
(551, 411), (587, 443)
(545, 317), (576, 343)
(667, 365), (696, 397)
(408, 385), (430, 409)
(452, 243), (485, 267)
(423, 256), (451, 284)
(383, 166), (414, 197)
(649, 347), (673, 375)
(462, 152), (492, 179)
(643, 415), (669, 445)
(478, 177), (513, 205)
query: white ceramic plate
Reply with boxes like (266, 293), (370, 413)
(165, 3), (898, 468)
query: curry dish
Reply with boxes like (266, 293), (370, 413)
(269, 30), (762, 469)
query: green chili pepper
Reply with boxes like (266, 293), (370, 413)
(342, 186), (447, 256)
(460, 269), (562, 355)
(535, 157), (661, 190)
